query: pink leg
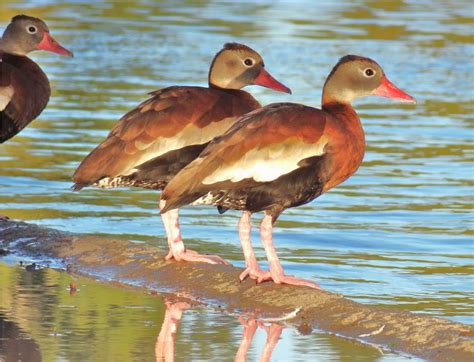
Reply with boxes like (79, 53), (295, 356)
(159, 200), (229, 265)
(238, 211), (270, 281)
(235, 316), (258, 362)
(160, 209), (174, 260)
(259, 323), (284, 362)
(155, 301), (189, 361)
(258, 214), (321, 289)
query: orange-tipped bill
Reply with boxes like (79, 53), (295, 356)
(254, 68), (291, 94)
(38, 32), (73, 57)
(374, 76), (415, 103)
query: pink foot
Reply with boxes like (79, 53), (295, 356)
(239, 266), (271, 282)
(165, 300), (191, 317)
(160, 205), (230, 265)
(239, 315), (258, 329)
(166, 247), (230, 265)
(240, 266), (320, 289)
(257, 273), (322, 289)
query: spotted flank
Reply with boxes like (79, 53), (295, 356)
(191, 192), (220, 206)
(93, 175), (167, 190)
(191, 191), (247, 209)
(94, 176), (134, 189)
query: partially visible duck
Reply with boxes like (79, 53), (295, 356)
(0, 15), (73, 143)
(161, 55), (416, 288)
(72, 43), (291, 265)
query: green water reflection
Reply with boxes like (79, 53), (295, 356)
(0, 262), (419, 361)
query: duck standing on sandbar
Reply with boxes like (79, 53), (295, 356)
(72, 43), (291, 265)
(161, 55), (415, 289)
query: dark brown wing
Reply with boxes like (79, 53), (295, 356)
(161, 103), (329, 211)
(72, 87), (260, 188)
(0, 53), (50, 143)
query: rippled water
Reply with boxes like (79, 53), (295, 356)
(0, 262), (421, 361)
(0, 0), (472, 358)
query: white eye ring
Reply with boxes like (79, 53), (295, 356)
(26, 25), (37, 34)
(243, 57), (255, 67)
(363, 67), (376, 77)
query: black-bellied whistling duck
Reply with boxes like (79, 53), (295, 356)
(72, 43), (290, 265)
(161, 55), (416, 289)
(0, 15), (73, 143)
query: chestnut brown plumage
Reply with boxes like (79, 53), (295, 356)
(72, 87), (261, 190)
(0, 15), (72, 143)
(72, 43), (291, 265)
(161, 55), (415, 288)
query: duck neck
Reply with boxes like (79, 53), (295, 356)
(322, 100), (364, 149)
(0, 37), (27, 56)
(321, 76), (358, 122)
(208, 81), (227, 90)
(208, 83), (242, 96)
(322, 101), (359, 127)
(208, 73), (243, 90)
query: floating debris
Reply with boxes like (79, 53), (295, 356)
(359, 324), (386, 338)
(259, 306), (302, 322)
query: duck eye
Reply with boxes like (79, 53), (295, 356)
(26, 25), (37, 34)
(244, 58), (254, 67)
(364, 68), (375, 77)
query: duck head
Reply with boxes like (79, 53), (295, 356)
(0, 15), (73, 57)
(208, 43), (290, 94)
(322, 55), (415, 105)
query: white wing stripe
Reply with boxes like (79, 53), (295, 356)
(127, 117), (236, 170)
(0, 86), (14, 111)
(202, 137), (328, 184)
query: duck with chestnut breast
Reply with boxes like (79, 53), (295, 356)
(72, 43), (291, 265)
(161, 55), (415, 289)
(0, 15), (73, 143)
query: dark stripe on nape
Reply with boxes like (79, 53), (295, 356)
(337, 54), (369, 64)
(11, 15), (37, 22)
(223, 42), (255, 53)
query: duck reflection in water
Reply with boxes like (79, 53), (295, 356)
(155, 300), (190, 361)
(235, 316), (283, 362)
(155, 300), (283, 362)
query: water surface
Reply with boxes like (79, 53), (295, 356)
(0, 261), (421, 361)
(0, 0), (472, 358)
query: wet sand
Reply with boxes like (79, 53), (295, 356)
(0, 218), (472, 361)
